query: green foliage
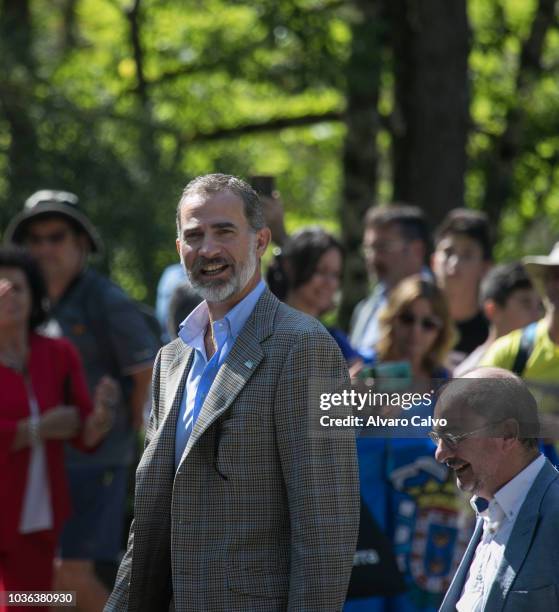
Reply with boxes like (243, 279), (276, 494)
(1, 0), (351, 302)
(467, 0), (559, 259)
(3, 0), (559, 307)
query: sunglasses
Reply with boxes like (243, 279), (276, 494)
(398, 311), (441, 332)
(428, 421), (503, 450)
(26, 229), (71, 246)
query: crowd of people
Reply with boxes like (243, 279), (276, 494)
(1, 176), (558, 612)
(1, 192), (160, 612)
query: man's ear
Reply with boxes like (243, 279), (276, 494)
(502, 418), (520, 451)
(176, 238), (181, 256)
(483, 299), (496, 322)
(255, 227), (272, 257)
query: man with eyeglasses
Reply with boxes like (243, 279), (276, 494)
(5, 191), (160, 611)
(432, 367), (559, 612)
(349, 204), (432, 358)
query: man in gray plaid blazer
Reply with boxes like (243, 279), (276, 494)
(105, 174), (360, 612)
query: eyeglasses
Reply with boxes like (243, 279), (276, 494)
(398, 311), (441, 332)
(26, 229), (71, 246)
(428, 422), (503, 450)
(362, 241), (405, 256)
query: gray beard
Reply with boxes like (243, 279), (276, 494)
(185, 241), (258, 303)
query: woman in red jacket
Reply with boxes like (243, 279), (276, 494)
(0, 247), (113, 612)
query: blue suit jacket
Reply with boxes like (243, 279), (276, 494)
(439, 459), (559, 611)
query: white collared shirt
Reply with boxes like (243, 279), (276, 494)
(456, 453), (545, 612)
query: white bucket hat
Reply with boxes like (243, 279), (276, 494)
(523, 242), (559, 295)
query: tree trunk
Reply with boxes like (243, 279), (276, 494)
(338, 0), (385, 330)
(389, 0), (470, 228)
(0, 0), (41, 227)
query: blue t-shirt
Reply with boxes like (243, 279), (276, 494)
(49, 269), (160, 467)
(329, 327), (374, 364)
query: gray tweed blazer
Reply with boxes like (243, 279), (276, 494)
(105, 288), (359, 612)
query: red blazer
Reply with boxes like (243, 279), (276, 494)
(0, 333), (93, 552)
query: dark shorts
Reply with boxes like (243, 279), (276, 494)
(59, 465), (129, 562)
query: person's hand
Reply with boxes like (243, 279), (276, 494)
(83, 376), (118, 447)
(39, 406), (81, 440)
(0, 279), (18, 323)
(349, 359), (365, 384)
(94, 375), (120, 409)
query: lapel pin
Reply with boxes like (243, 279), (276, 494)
(244, 360), (254, 369)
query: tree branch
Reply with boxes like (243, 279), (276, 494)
(121, 0), (348, 95)
(61, 0), (78, 51)
(482, 0), (557, 226)
(124, 41), (264, 94)
(126, 0), (148, 105)
(180, 111), (343, 143)
(45, 98), (344, 145)
(1, 74), (345, 145)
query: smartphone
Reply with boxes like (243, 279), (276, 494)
(359, 360), (413, 392)
(250, 175), (275, 197)
(360, 360), (412, 379)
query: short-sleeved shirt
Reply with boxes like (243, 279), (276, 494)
(480, 319), (559, 381)
(46, 268), (160, 467)
(480, 319), (559, 424)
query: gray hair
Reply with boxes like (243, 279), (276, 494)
(176, 173), (265, 235)
(437, 368), (540, 450)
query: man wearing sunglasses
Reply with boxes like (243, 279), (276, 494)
(432, 367), (559, 612)
(5, 191), (160, 611)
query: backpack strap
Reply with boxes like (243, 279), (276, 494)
(511, 322), (538, 376)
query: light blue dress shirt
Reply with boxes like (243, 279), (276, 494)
(174, 279), (266, 469)
(356, 283), (388, 357)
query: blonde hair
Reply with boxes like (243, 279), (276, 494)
(376, 275), (455, 373)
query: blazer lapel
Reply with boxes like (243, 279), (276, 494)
(134, 343), (193, 524)
(143, 343), (193, 470)
(164, 342), (193, 416)
(484, 460), (558, 612)
(177, 289), (279, 466)
(439, 519), (483, 612)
